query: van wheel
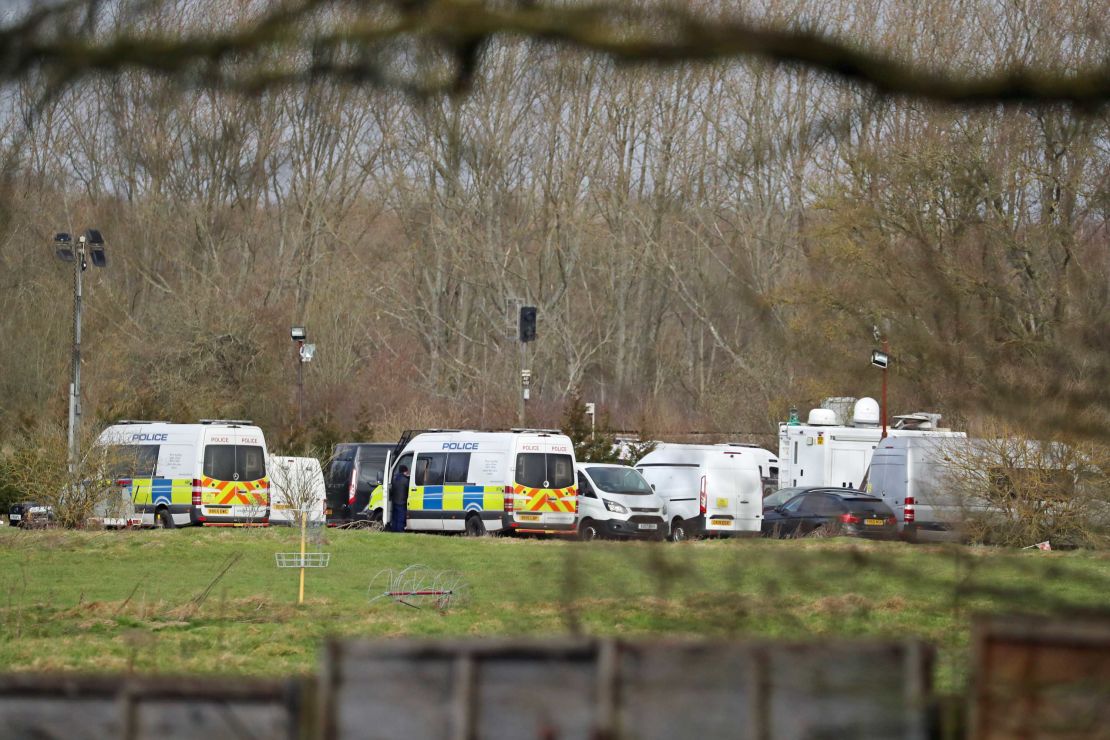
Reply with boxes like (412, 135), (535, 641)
(464, 514), (486, 537)
(578, 520), (600, 542)
(670, 519), (688, 542)
(368, 510), (384, 532)
(154, 508), (176, 530)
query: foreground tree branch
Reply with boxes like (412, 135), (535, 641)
(4, 0), (1110, 105)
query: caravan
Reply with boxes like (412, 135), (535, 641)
(97, 420), (271, 528)
(636, 444), (775, 540)
(368, 430), (578, 536)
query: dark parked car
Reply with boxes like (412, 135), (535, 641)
(324, 443), (394, 524)
(762, 486), (850, 513)
(8, 502), (54, 528)
(762, 489), (897, 539)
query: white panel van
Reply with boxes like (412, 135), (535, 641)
(269, 456), (327, 525)
(636, 444), (773, 540)
(575, 463), (665, 541)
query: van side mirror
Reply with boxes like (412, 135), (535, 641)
(650, 483), (656, 491)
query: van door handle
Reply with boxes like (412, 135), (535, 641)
(740, 500), (750, 504)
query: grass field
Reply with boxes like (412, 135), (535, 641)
(0, 527), (1107, 690)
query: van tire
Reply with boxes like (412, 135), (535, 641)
(670, 518), (689, 542)
(155, 508), (176, 529)
(578, 519), (600, 542)
(464, 514), (486, 537)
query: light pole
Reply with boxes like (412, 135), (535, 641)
(290, 326), (315, 424)
(54, 229), (107, 473)
(518, 306), (536, 427)
(585, 402), (596, 440)
(870, 331), (891, 439)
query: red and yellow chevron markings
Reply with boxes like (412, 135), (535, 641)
(513, 484), (577, 514)
(201, 476), (270, 506)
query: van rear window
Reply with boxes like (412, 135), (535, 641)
(516, 454), (574, 489)
(106, 445), (159, 479)
(204, 445), (266, 481)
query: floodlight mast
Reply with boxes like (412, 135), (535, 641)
(56, 229), (106, 472)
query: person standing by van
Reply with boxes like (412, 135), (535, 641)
(390, 465), (409, 532)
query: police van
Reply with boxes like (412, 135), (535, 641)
(96, 420), (271, 528)
(368, 429), (578, 535)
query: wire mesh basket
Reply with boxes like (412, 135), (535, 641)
(275, 552), (332, 568)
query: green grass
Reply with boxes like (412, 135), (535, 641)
(0, 527), (1107, 691)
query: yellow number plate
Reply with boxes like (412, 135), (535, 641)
(207, 506), (230, 515)
(273, 503), (292, 510)
(865, 518), (885, 526)
(710, 518), (731, 527)
(517, 514), (540, 522)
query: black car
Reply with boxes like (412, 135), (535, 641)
(762, 486), (849, 513)
(762, 489), (897, 539)
(324, 443), (394, 524)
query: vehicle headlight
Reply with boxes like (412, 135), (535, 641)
(603, 499), (628, 514)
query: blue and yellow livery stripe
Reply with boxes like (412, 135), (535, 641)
(367, 484), (505, 513)
(128, 478), (193, 506)
(411, 485), (504, 512)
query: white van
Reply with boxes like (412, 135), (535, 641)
(575, 463), (665, 541)
(867, 434), (1001, 542)
(370, 429), (578, 536)
(268, 456), (327, 525)
(96, 420), (270, 528)
(636, 444), (773, 540)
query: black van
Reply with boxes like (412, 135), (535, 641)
(325, 443), (394, 524)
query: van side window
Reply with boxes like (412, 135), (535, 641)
(106, 445), (159, 479)
(415, 454), (447, 486)
(576, 472), (596, 498)
(445, 453), (471, 484)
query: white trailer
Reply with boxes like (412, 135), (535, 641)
(777, 397), (965, 491)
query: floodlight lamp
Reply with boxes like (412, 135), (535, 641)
(299, 343), (316, 362)
(53, 232), (74, 261)
(83, 229), (104, 246)
(870, 350), (889, 369)
(290, 326), (306, 341)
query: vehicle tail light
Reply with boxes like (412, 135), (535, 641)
(192, 478), (203, 506)
(348, 465), (358, 505)
(504, 485), (515, 512)
(839, 512), (861, 524)
(904, 496), (915, 523)
(699, 476), (707, 515)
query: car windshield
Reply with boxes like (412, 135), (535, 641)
(763, 488), (804, 508)
(586, 466), (654, 495)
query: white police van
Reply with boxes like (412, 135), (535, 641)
(370, 429), (578, 536)
(96, 420), (271, 528)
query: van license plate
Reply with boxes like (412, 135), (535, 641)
(637, 523), (657, 530)
(710, 518), (731, 527)
(865, 518), (885, 526)
(273, 503), (292, 510)
(208, 506), (230, 515)
(518, 514), (540, 522)
(9, 514), (20, 521)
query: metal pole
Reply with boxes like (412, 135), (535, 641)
(68, 241), (84, 473)
(518, 341), (526, 427)
(296, 341), (305, 425)
(881, 337), (889, 439)
(298, 510), (306, 605)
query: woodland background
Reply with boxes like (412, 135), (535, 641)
(0, 0), (1107, 466)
